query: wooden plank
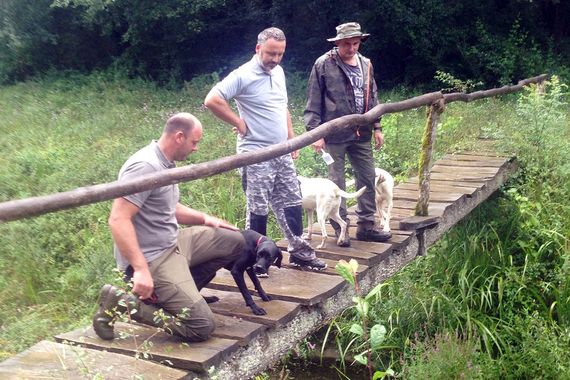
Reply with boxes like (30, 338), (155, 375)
(429, 172), (491, 183)
(392, 188), (466, 203)
(55, 323), (239, 372)
(277, 236), (383, 266)
(201, 288), (301, 327)
(0, 340), (187, 380)
(343, 213), (416, 236)
(281, 251), (368, 278)
(434, 159), (507, 168)
(399, 216), (440, 230)
(453, 151), (511, 158)
(316, 223), (412, 251)
(396, 182), (479, 197)
(392, 203), (446, 217)
(406, 177), (485, 190)
(431, 165), (501, 175)
(211, 314), (266, 346)
(207, 268), (346, 306)
(442, 153), (509, 163)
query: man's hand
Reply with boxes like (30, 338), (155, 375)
(232, 119), (248, 137)
(204, 215), (240, 231)
(311, 138), (326, 153)
(132, 267), (154, 300)
(291, 150), (299, 159)
(374, 130), (384, 150)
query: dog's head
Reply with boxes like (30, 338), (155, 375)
(253, 239), (282, 277)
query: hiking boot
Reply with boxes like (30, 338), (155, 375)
(92, 284), (135, 340)
(289, 255), (328, 271)
(330, 219), (351, 247)
(356, 224), (392, 242)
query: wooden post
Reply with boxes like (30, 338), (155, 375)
(415, 98), (445, 216)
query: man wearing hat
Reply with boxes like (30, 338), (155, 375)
(304, 22), (391, 246)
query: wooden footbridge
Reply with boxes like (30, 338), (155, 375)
(0, 151), (518, 379)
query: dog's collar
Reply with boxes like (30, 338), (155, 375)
(256, 236), (265, 247)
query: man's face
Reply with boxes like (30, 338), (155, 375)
(256, 38), (286, 72)
(336, 37), (362, 62)
(176, 124), (203, 161)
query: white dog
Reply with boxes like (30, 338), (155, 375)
(346, 168), (394, 232)
(374, 168), (394, 232)
(298, 176), (366, 249)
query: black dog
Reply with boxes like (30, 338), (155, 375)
(224, 229), (283, 315)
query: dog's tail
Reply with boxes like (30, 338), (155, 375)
(374, 168), (388, 184)
(338, 186), (367, 199)
(345, 168), (387, 188)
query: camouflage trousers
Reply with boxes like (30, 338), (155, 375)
(240, 154), (316, 261)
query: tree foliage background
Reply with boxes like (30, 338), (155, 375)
(1, 0), (569, 87)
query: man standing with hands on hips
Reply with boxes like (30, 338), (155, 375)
(205, 27), (326, 271)
(304, 22), (392, 247)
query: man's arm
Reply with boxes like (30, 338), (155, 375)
(286, 109), (299, 159)
(204, 90), (248, 136)
(303, 64), (324, 132)
(369, 61), (384, 150)
(175, 203), (239, 231)
(303, 63), (326, 152)
(108, 197), (154, 300)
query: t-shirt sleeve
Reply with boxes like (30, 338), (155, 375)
(119, 161), (156, 208)
(213, 70), (242, 101)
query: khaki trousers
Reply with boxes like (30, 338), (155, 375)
(135, 226), (244, 342)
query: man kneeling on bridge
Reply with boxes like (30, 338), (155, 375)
(93, 112), (244, 342)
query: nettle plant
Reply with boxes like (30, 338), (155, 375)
(326, 259), (394, 380)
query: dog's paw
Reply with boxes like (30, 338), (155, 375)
(251, 305), (267, 315)
(260, 294), (272, 302)
(203, 295), (219, 304)
(302, 233), (312, 240)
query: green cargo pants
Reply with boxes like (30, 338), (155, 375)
(133, 226), (244, 342)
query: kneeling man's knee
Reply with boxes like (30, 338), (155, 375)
(183, 299), (216, 342)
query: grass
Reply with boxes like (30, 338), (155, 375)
(0, 69), (568, 380)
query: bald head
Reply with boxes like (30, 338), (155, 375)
(159, 112), (203, 162)
(164, 112), (201, 136)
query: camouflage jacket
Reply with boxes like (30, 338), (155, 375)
(304, 48), (380, 144)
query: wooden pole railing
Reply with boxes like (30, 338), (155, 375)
(0, 74), (548, 223)
(414, 74), (548, 216)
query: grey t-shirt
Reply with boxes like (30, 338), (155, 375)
(339, 59), (365, 113)
(113, 141), (179, 270)
(211, 55), (289, 153)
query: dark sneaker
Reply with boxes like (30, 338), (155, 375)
(289, 255), (328, 271)
(356, 226), (392, 242)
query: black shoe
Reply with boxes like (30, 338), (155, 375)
(330, 219), (351, 247)
(92, 284), (121, 340)
(356, 226), (392, 242)
(289, 255), (328, 271)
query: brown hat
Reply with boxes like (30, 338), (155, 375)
(327, 22), (370, 42)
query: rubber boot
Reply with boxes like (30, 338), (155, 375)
(249, 212), (268, 236)
(284, 206), (327, 271)
(283, 205), (303, 236)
